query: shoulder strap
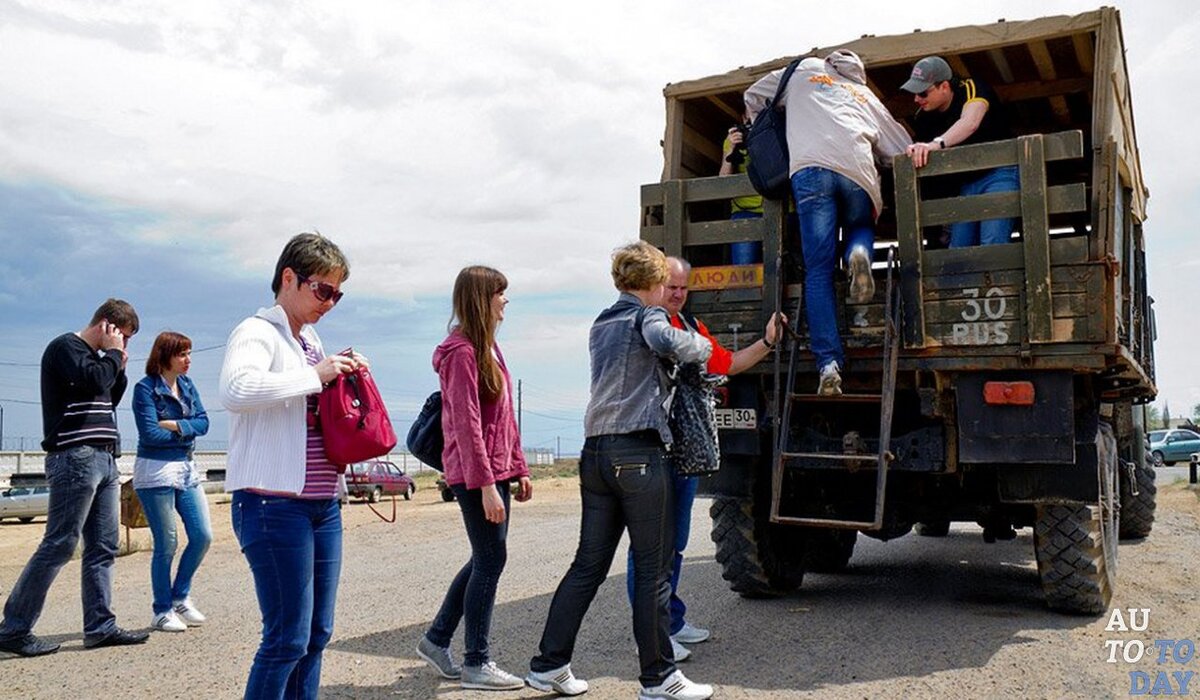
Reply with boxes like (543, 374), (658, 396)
(771, 58), (803, 106)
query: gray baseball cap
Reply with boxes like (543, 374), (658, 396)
(901, 56), (952, 93)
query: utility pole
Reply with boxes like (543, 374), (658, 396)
(556, 436), (561, 462)
(517, 379), (522, 440)
(0, 403), (4, 452)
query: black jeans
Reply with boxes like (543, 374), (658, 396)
(531, 432), (676, 687)
(426, 480), (511, 667)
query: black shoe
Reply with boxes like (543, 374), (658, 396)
(83, 627), (150, 649)
(0, 633), (61, 657)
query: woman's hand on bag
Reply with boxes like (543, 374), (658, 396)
(482, 483), (506, 523)
(315, 354), (356, 384)
(513, 476), (533, 502)
(344, 350), (370, 370)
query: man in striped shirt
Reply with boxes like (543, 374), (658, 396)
(0, 299), (150, 657)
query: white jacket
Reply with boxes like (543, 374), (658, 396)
(219, 304), (324, 494)
(744, 50), (912, 217)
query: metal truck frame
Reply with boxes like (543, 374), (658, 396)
(640, 8), (1155, 614)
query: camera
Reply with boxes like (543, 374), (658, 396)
(725, 123), (750, 166)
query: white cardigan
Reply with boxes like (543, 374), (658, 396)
(219, 304), (324, 494)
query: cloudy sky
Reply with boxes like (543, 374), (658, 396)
(1, 0), (1197, 453)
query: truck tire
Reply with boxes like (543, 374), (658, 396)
(1118, 458), (1156, 540)
(914, 520), (951, 537)
(1033, 422), (1118, 615)
(802, 529), (856, 573)
(710, 497), (803, 598)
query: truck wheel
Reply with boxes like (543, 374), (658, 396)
(710, 497), (803, 598)
(1118, 457), (1156, 540)
(1033, 422), (1118, 615)
(368, 486), (382, 504)
(1150, 451), (1164, 468)
(802, 529), (856, 573)
(914, 520), (951, 537)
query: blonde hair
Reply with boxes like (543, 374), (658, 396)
(450, 266), (508, 402)
(611, 241), (668, 291)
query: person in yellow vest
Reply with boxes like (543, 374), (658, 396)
(719, 121), (764, 265)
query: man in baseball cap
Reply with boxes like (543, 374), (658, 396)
(900, 55), (1017, 248)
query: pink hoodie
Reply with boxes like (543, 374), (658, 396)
(433, 330), (529, 490)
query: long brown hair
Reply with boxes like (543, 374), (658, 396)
(450, 266), (508, 401)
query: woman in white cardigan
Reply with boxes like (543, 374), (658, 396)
(219, 232), (364, 700)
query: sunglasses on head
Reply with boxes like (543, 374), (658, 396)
(298, 275), (344, 304)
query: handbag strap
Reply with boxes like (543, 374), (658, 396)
(768, 58), (803, 108)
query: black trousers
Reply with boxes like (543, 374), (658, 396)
(531, 431), (676, 687)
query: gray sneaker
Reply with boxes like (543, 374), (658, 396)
(416, 636), (461, 680)
(461, 661), (525, 690)
(847, 246), (875, 304)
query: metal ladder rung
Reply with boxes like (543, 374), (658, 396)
(789, 393), (882, 403)
(781, 451), (893, 463)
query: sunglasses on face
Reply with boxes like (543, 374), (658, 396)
(298, 275), (344, 304)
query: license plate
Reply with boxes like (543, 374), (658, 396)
(714, 408), (756, 430)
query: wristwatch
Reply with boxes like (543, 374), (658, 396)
(934, 137), (946, 149)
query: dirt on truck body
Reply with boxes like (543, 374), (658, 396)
(640, 7), (1156, 614)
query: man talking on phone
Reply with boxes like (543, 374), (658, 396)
(0, 299), (150, 656)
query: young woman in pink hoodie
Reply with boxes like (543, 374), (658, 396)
(416, 266), (533, 691)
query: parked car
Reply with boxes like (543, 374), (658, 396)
(1148, 428), (1200, 466)
(0, 486), (51, 523)
(345, 460), (415, 503)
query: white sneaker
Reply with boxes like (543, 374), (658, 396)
(671, 623), (710, 644)
(671, 637), (692, 662)
(152, 611), (187, 633)
(818, 361), (842, 397)
(847, 246), (875, 304)
(526, 664), (588, 696)
(461, 661), (525, 690)
(173, 598), (206, 626)
(639, 670), (713, 700)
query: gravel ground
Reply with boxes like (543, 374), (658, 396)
(0, 471), (1197, 699)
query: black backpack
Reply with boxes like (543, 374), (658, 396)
(745, 58), (801, 200)
(406, 391), (444, 472)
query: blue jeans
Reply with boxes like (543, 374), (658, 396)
(426, 481), (511, 667)
(791, 167), (876, 370)
(232, 492), (342, 700)
(730, 210), (763, 265)
(625, 472), (698, 635)
(949, 165), (1020, 247)
(532, 432), (676, 688)
(0, 445), (120, 641)
(136, 485), (212, 615)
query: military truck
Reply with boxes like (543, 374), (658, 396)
(640, 8), (1156, 614)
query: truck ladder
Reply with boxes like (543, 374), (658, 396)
(770, 249), (900, 530)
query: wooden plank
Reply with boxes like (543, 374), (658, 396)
(920, 235), (1089, 276)
(705, 94), (742, 121)
(1072, 32), (1095, 75)
(1028, 40), (1073, 125)
(761, 196), (786, 326)
(893, 157), (925, 347)
(920, 183), (1086, 227)
(641, 225), (664, 247)
(663, 10), (1104, 99)
(922, 261), (1102, 293)
(662, 97), (685, 181)
(663, 180), (685, 257)
(910, 130), (1082, 178)
(848, 291), (1092, 329)
(682, 122), (722, 164)
(993, 76), (1091, 103)
(987, 47), (1015, 83)
(946, 54), (971, 79)
(685, 218), (765, 246)
(640, 182), (663, 208)
(679, 173), (758, 203)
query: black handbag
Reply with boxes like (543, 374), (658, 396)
(745, 58), (802, 200)
(406, 391), (444, 472)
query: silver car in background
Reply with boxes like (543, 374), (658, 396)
(0, 486), (50, 523)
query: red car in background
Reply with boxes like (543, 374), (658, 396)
(345, 460), (416, 503)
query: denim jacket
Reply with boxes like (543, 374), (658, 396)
(133, 373), (209, 460)
(583, 293), (713, 444)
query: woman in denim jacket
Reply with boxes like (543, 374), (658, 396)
(132, 331), (212, 633)
(528, 242), (716, 700)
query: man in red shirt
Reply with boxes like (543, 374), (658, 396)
(627, 256), (784, 660)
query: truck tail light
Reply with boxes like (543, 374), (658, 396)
(983, 381), (1035, 406)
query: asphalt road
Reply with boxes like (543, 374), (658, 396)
(0, 472), (1197, 699)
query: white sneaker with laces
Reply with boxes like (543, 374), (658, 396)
(525, 664), (588, 696)
(152, 610), (187, 633)
(847, 246), (875, 304)
(818, 361), (843, 397)
(638, 670), (713, 700)
(173, 598), (206, 626)
(671, 622), (710, 644)
(671, 637), (692, 662)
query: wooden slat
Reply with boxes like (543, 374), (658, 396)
(1020, 134), (1053, 343)
(705, 94), (741, 121)
(987, 47), (1015, 83)
(641, 225), (664, 247)
(761, 196), (786, 324)
(684, 218), (767, 246)
(946, 54), (971, 79)
(1028, 40), (1073, 125)
(903, 130), (1082, 178)
(663, 180), (685, 257)
(680, 173), (758, 202)
(994, 76), (1091, 103)
(641, 183), (663, 208)
(893, 157), (925, 347)
(682, 122), (722, 164)
(920, 235), (1088, 275)
(1072, 32), (1095, 75)
(663, 98), (685, 180)
(920, 183), (1086, 227)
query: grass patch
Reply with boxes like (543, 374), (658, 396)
(408, 460), (579, 491)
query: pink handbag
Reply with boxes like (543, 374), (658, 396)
(318, 366), (397, 466)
